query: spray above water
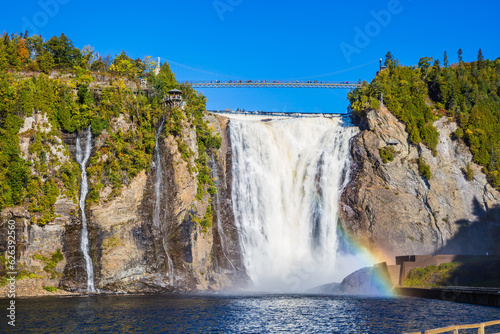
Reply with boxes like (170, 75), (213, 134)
(76, 126), (95, 293)
(229, 115), (363, 291)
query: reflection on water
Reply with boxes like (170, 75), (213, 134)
(1, 294), (500, 333)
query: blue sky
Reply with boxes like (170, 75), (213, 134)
(1, 0), (499, 113)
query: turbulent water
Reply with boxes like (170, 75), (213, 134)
(76, 126), (95, 293)
(228, 115), (359, 291)
(153, 119), (174, 283)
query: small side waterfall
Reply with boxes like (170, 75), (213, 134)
(76, 126), (95, 293)
(152, 119), (174, 283)
(229, 115), (358, 291)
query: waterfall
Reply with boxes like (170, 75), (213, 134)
(229, 115), (358, 291)
(76, 126), (95, 293)
(153, 119), (174, 283)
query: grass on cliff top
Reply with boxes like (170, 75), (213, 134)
(403, 258), (500, 288)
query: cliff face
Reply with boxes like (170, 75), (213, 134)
(0, 112), (246, 296)
(4, 104), (500, 296)
(340, 107), (500, 262)
(86, 113), (246, 293)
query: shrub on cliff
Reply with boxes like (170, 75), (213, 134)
(418, 157), (432, 180)
(465, 162), (474, 181)
(379, 146), (395, 163)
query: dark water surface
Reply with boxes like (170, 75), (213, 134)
(1, 294), (499, 333)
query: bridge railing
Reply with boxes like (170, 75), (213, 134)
(208, 110), (350, 117)
(403, 319), (500, 334)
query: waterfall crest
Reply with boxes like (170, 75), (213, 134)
(229, 115), (358, 291)
(76, 126), (95, 293)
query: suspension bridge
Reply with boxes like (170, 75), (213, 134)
(186, 80), (360, 89)
(158, 57), (371, 90)
(153, 57), (370, 114)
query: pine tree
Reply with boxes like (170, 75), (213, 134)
(477, 48), (484, 69)
(477, 48), (484, 62)
(384, 51), (395, 69)
(45, 33), (81, 69)
(458, 49), (463, 63)
(38, 51), (54, 74)
(0, 42), (8, 71)
(443, 51), (449, 68)
(3, 34), (21, 70)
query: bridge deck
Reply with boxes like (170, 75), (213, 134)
(208, 110), (351, 118)
(188, 81), (360, 89)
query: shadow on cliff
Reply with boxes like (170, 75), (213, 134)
(435, 197), (500, 256)
(408, 198), (500, 287)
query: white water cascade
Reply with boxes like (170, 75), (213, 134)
(229, 115), (359, 291)
(76, 126), (95, 293)
(152, 119), (174, 283)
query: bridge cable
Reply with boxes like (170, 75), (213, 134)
(285, 59), (380, 80)
(159, 57), (379, 82)
(161, 58), (245, 80)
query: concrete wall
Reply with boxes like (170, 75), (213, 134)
(395, 255), (496, 285)
(396, 287), (500, 308)
(386, 265), (401, 286)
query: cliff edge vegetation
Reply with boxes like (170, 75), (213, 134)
(349, 50), (500, 188)
(0, 31), (220, 224)
(340, 50), (500, 260)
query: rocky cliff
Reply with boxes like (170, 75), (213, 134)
(340, 107), (500, 262)
(0, 111), (246, 296)
(4, 103), (500, 297)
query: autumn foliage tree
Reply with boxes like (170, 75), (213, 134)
(17, 38), (30, 65)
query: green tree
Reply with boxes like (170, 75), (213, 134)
(477, 48), (484, 63)
(80, 45), (96, 69)
(418, 57), (434, 77)
(38, 51), (55, 73)
(109, 51), (141, 78)
(384, 51), (396, 69)
(90, 54), (110, 72)
(477, 48), (484, 70)
(3, 34), (21, 70)
(44, 33), (81, 69)
(26, 34), (44, 59)
(151, 61), (177, 96)
(0, 42), (8, 71)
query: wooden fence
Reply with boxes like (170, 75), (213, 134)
(404, 320), (500, 334)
